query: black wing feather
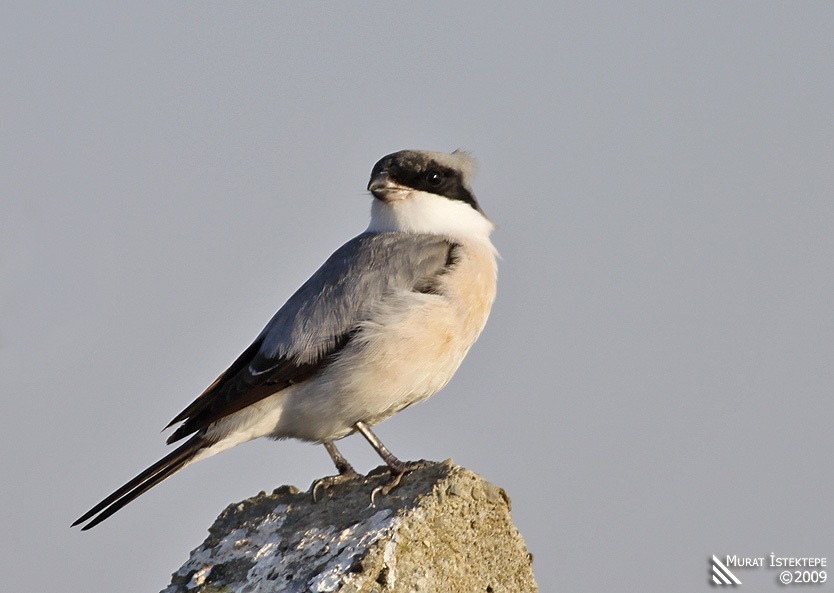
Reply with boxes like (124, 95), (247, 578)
(165, 331), (353, 443)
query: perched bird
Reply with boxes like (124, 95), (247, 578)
(73, 149), (498, 530)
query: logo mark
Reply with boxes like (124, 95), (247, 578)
(712, 555), (742, 585)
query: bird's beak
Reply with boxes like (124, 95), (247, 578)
(368, 172), (409, 202)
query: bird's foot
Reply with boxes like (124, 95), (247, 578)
(312, 469), (363, 503)
(370, 459), (432, 506)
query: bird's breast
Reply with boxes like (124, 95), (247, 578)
(347, 237), (497, 409)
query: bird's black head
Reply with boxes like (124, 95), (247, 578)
(367, 150), (483, 214)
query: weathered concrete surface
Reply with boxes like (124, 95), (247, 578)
(161, 460), (538, 593)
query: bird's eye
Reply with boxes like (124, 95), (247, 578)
(426, 170), (443, 186)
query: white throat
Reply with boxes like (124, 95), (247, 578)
(366, 191), (495, 242)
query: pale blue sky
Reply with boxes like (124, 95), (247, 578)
(2, 3), (833, 592)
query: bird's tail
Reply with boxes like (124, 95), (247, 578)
(72, 435), (208, 530)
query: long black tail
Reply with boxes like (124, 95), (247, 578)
(72, 435), (206, 530)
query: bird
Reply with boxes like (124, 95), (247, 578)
(72, 149), (498, 530)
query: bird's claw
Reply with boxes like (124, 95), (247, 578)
(369, 459), (431, 507)
(312, 469), (362, 502)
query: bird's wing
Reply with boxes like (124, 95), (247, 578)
(165, 232), (458, 443)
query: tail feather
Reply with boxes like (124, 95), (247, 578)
(72, 436), (206, 530)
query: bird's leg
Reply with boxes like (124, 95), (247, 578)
(354, 421), (431, 505)
(312, 441), (362, 502)
(324, 440), (357, 475)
